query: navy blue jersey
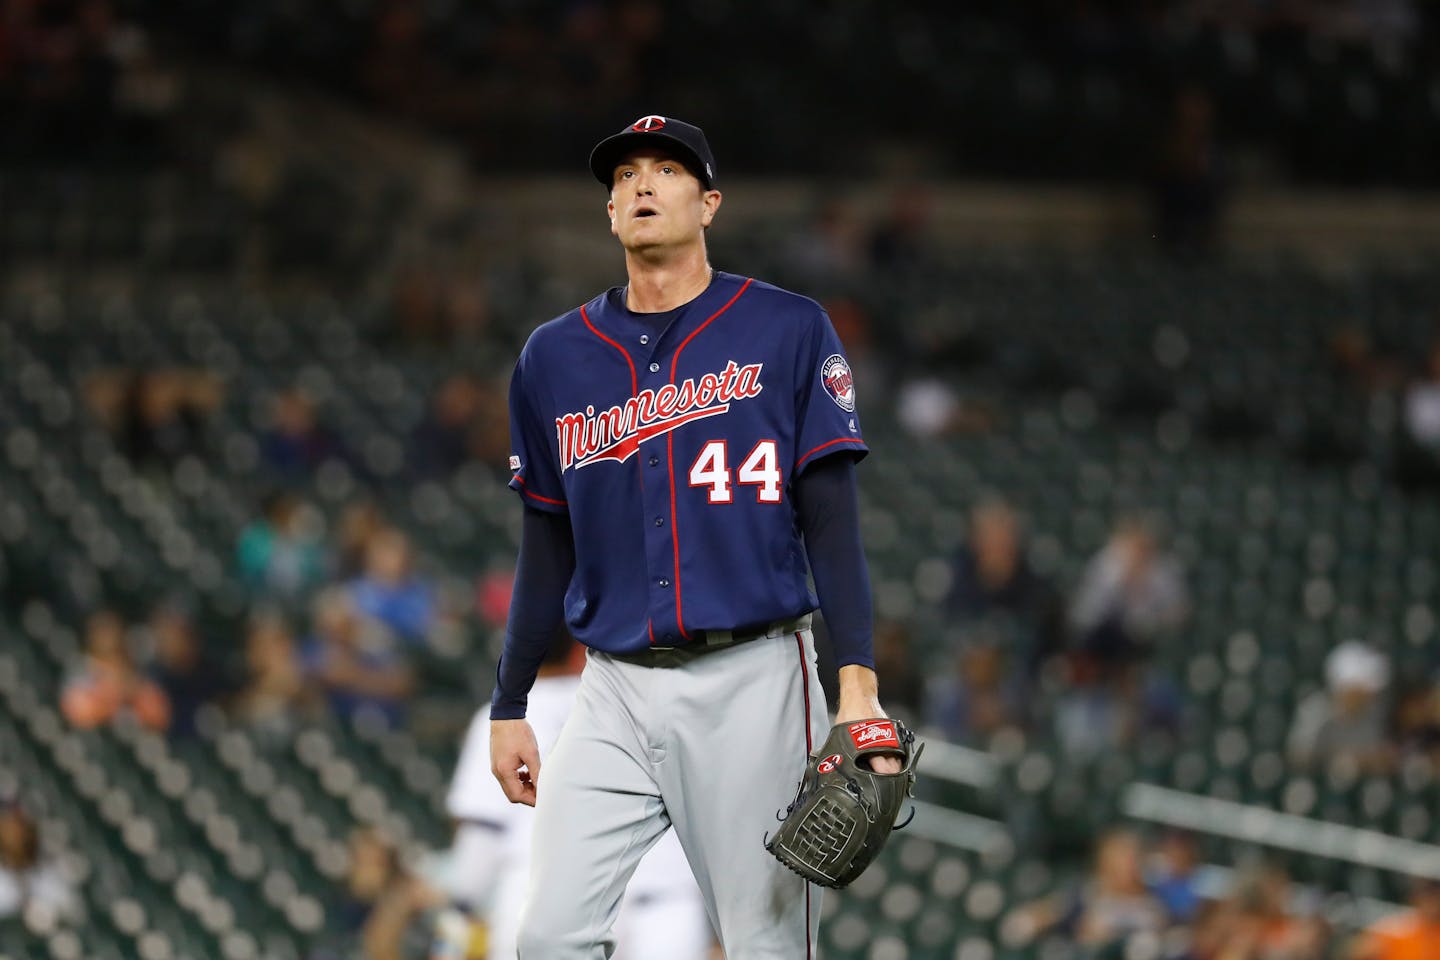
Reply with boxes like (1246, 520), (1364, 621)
(507, 271), (867, 652)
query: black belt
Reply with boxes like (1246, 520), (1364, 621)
(610, 614), (812, 668)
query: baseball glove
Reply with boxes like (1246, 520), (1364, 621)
(764, 717), (923, 889)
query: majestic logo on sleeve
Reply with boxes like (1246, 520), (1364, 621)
(556, 361), (763, 472)
(821, 354), (856, 412)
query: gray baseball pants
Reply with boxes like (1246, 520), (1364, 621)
(516, 623), (827, 959)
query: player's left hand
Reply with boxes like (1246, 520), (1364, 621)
(834, 695), (903, 774)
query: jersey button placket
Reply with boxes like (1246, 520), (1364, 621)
(641, 346), (678, 643)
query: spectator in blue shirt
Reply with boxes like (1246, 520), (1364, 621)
(305, 588), (415, 729)
(346, 528), (434, 648)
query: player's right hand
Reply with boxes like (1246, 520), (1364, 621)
(491, 718), (542, 806)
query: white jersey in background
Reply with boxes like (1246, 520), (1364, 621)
(445, 674), (712, 960)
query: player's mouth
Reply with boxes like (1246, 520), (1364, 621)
(632, 205), (659, 219)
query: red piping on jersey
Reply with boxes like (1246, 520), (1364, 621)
(795, 436), (866, 471)
(513, 475), (567, 506)
(581, 304), (638, 394)
(664, 277), (753, 643)
(668, 278), (754, 382)
(795, 631), (814, 960)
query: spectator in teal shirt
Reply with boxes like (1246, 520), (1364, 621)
(237, 491), (326, 603)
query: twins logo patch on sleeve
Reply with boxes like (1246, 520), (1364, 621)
(847, 720), (899, 750)
(821, 354), (856, 412)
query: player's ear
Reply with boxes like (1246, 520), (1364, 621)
(701, 189), (722, 228)
(607, 198), (618, 237)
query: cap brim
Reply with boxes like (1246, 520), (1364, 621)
(589, 131), (712, 189)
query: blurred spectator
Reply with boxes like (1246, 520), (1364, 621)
(334, 498), (387, 580)
(1394, 342), (1440, 491)
(468, 378), (513, 471)
(61, 609), (170, 732)
(0, 0), (170, 164)
(895, 378), (997, 439)
(260, 387), (346, 481)
(231, 613), (310, 743)
(784, 198), (863, 291)
(0, 800), (77, 924)
(1152, 85), (1224, 256)
(390, 267), (493, 346)
(866, 186), (934, 277)
(1393, 677), (1440, 761)
(925, 639), (1022, 746)
(237, 491), (326, 602)
(1289, 640), (1392, 773)
(1070, 517), (1189, 669)
(1148, 829), (1205, 925)
(948, 500), (1063, 677)
(1020, 828), (1169, 951)
(1330, 326), (1403, 397)
(146, 601), (226, 739)
(84, 369), (221, 470)
(474, 562), (516, 630)
(409, 374), (482, 477)
(1192, 863), (1327, 960)
(1350, 876), (1440, 960)
(311, 827), (439, 960)
(347, 528), (435, 647)
(305, 589), (415, 729)
(872, 620), (924, 724)
(123, 369), (221, 468)
(1052, 673), (1134, 760)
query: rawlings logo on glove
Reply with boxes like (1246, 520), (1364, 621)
(848, 719), (901, 750)
(764, 717), (923, 889)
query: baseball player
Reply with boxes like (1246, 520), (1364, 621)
(444, 635), (712, 959)
(490, 114), (901, 959)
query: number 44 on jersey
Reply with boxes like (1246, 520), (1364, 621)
(689, 440), (782, 504)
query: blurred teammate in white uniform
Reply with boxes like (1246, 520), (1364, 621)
(445, 638), (712, 960)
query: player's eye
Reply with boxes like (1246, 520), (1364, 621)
(661, 165), (675, 174)
(619, 170), (635, 180)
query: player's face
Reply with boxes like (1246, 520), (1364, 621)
(607, 150), (721, 254)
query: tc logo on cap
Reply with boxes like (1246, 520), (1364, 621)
(632, 115), (667, 131)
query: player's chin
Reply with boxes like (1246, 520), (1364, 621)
(621, 231), (670, 254)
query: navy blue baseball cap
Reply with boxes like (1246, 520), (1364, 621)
(589, 115), (716, 190)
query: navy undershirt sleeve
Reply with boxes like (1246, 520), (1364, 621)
(794, 454), (875, 670)
(490, 507), (577, 720)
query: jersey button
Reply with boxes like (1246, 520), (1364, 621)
(659, 578), (670, 587)
(654, 516), (664, 526)
(648, 456), (659, 467)
(649, 362), (660, 373)
(639, 335), (650, 345)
